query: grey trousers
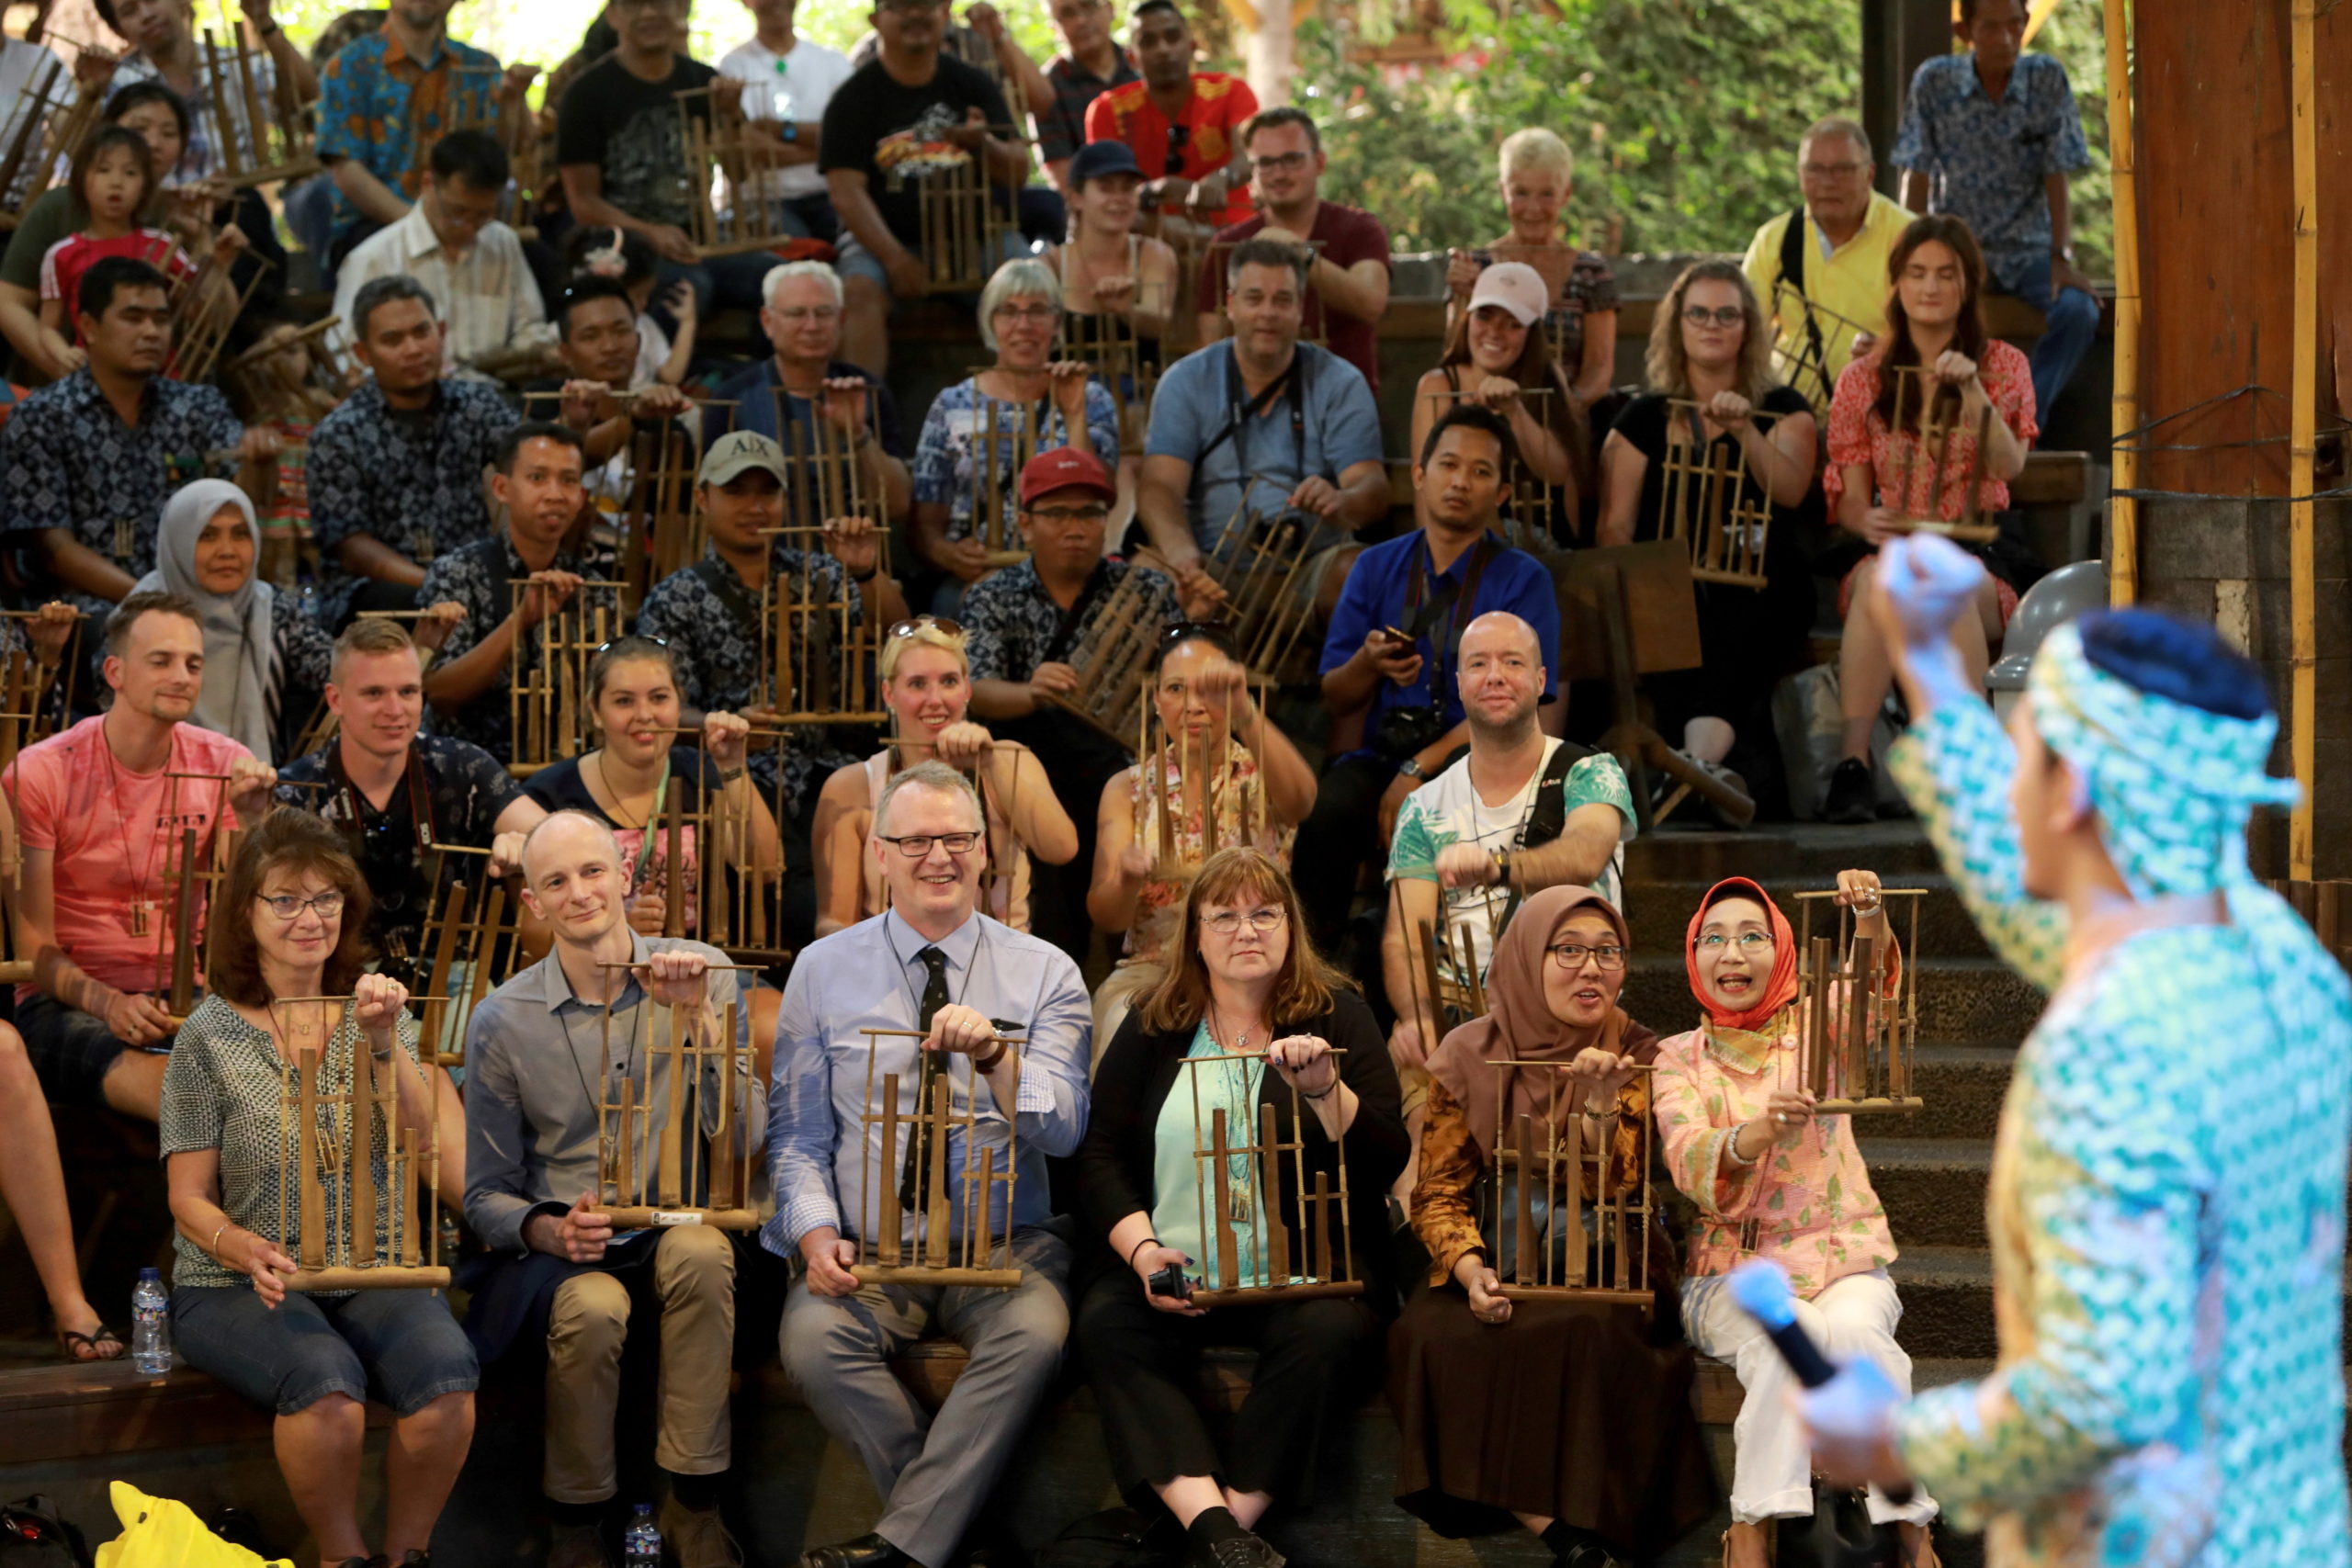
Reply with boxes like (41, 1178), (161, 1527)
(780, 1225), (1072, 1567)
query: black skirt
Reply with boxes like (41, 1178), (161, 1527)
(1386, 1286), (1719, 1557)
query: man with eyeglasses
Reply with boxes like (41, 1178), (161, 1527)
(1195, 105), (1391, 391)
(709, 258), (913, 529)
(820, 0), (1027, 375)
(1740, 118), (1912, 415)
(417, 420), (591, 762)
(1378, 609), (1633, 1200)
(5, 592), (277, 1122)
(768, 759), (1091, 1568)
(1080, 0), (1252, 231)
(637, 427), (907, 947)
(275, 617), (548, 987)
(464, 809), (762, 1568)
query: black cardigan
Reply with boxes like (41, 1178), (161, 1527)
(1073, 989), (1409, 1304)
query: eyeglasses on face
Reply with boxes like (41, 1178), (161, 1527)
(1695, 931), (1773, 953)
(1203, 908), (1286, 935)
(1681, 305), (1744, 328)
(992, 301), (1060, 324)
(1800, 161), (1866, 178)
(888, 615), (963, 638)
(878, 830), (980, 857)
(1026, 504), (1109, 525)
(1546, 941), (1626, 971)
(1249, 151), (1310, 176)
(258, 891), (345, 919)
(772, 305), (842, 323)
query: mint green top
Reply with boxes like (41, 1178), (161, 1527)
(1150, 1025), (1272, 1292)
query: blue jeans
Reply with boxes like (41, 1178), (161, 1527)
(173, 1282), (479, 1416)
(15, 990), (142, 1108)
(1998, 263), (2099, 426)
(654, 247), (784, 322)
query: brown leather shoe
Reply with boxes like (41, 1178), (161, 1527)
(658, 1496), (743, 1568)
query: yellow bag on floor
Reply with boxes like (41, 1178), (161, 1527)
(93, 1483), (293, 1568)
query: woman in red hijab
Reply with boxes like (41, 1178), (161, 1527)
(1651, 872), (1941, 1568)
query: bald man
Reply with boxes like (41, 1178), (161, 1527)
(1379, 609), (1635, 1204)
(462, 810), (763, 1568)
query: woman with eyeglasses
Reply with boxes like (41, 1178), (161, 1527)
(1410, 260), (1589, 547)
(809, 614), (1078, 938)
(1653, 872), (1939, 1568)
(162, 809), (477, 1568)
(1075, 846), (1406, 1568)
(521, 636), (782, 945)
(910, 257), (1122, 613)
(1085, 625), (1316, 1051)
(1390, 885), (1717, 1568)
(1596, 261), (1819, 819)
(1443, 129), (1618, 412)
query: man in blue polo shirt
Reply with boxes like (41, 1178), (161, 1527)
(1892, 0), (2097, 421)
(1291, 402), (1563, 960)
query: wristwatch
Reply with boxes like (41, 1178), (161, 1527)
(1489, 847), (1513, 886)
(1396, 757), (1428, 782)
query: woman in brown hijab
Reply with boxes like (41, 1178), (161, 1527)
(1387, 885), (1718, 1568)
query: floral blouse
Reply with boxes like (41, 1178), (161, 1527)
(1823, 338), (2037, 521)
(1651, 1006), (1897, 1297)
(1124, 738), (1294, 964)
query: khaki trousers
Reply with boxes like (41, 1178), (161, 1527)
(544, 1224), (737, 1503)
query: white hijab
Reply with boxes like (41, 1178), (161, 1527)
(135, 479), (274, 759)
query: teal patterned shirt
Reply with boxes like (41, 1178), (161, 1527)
(1885, 698), (2352, 1568)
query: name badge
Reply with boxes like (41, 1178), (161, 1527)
(650, 1211), (704, 1226)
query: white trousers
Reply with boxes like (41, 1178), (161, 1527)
(1682, 1267), (1939, 1528)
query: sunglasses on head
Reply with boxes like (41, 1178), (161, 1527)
(889, 615), (964, 638)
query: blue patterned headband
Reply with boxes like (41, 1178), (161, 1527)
(2026, 622), (2298, 898)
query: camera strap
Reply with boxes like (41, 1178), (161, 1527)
(1199, 342), (1308, 480)
(1403, 533), (1497, 696)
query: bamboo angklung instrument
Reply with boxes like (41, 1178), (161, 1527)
(1179, 1048), (1360, 1308)
(972, 382), (1046, 566)
(915, 130), (1025, 294)
(1655, 399), (1781, 589)
(1883, 365), (1998, 545)
(1482, 1059), (1657, 1308)
(852, 1027), (1026, 1286)
(506, 580), (626, 775)
(590, 976), (758, 1230)
(1789, 887), (1926, 1115)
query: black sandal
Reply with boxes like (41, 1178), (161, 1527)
(56, 1325), (125, 1362)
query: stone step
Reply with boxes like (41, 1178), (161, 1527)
(1870, 1043), (2018, 1141)
(1620, 960), (2043, 1044)
(1621, 871), (1996, 963)
(1626, 821), (1945, 884)
(1861, 1136), (1996, 1251)
(1889, 1245), (2001, 1361)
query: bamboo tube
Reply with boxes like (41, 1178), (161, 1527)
(2103, 0), (2140, 607)
(2290, 0), (2319, 880)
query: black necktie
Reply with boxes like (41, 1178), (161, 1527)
(897, 946), (951, 1214)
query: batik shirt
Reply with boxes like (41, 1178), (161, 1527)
(1884, 698), (2352, 1568)
(1890, 52), (2093, 296)
(1123, 739), (1294, 964)
(309, 378), (515, 629)
(416, 533), (590, 761)
(633, 543), (865, 822)
(910, 378), (1121, 544)
(962, 555), (1179, 683)
(0, 369), (242, 619)
(316, 28), (505, 246)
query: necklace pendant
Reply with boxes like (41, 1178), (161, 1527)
(130, 901), (151, 938)
(1227, 1182), (1252, 1227)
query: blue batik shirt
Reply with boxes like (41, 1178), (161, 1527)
(1891, 52), (2092, 295)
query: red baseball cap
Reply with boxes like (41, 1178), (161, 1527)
(1018, 446), (1115, 506)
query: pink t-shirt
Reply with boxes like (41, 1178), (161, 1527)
(7, 716), (252, 1001)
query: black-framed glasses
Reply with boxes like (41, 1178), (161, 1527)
(878, 830), (981, 857)
(257, 891), (346, 920)
(1681, 305), (1744, 328)
(1248, 151), (1310, 176)
(888, 615), (964, 638)
(1026, 503), (1110, 525)
(1203, 908), (1285, 935)
(1546, 942), (1626, 971)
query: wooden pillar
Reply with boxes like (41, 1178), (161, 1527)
(1860, 0), (1952, 197)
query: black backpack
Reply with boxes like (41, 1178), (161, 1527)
(0, 1497), (91, 1568)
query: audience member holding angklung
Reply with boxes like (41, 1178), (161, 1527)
(162, 812), (477, 1568)
(1046, 139), (1178, 363)
(534, 274), (695, 520)
(1818, 215), (2033, 826)
(1076, 847), (1404, 1568)
(811, 614), (1077, 939)
(276, 619), (545, 987)
(1652, 872), (1939, 1568)
(1389, 886), (1718, 1568)
(6, 592), (277, 1123)
(462, 810), (762, 1568)
(1444, 128), (1618, 412)
(1741, 118), (1910, 412)
(768, 761), (1091, 1568)
(1409, 261), (1586, 546)
(1085, 624), (1314, 1050)
(1599, 261), (1818, 814)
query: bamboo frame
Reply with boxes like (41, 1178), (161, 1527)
(165, 243), (271, 386)
(963, 378), (1046, 568)
(157, 773), (241, 1019)
(764, 388), (888, 531)
(444, 60), (544, 214)
(269, 995), (448, 1292)
(1480, 1059), (1655, 1308)
(0, 56), (102, 230)
(639, 771), (791, 966)
(1059, 304), (1162, 457)
(1425, 382), (1566, 553)
(675, 86), (805, 258)
(915, 133), (1022, 295)
(412, 874), (532, 1068)
(1654, 400), (1780, 590)
(1035, 566), (1167, 749)
(1132, 687), (1270, 879)
(2290, 0), (2319, 879)
(615, 418), (707, 615)
(194, 6), (320, 188)
(1789, 889), (1925, 1116)
(2102, 0), (2140, 608)
(1763, 280), (1878, 416)
(851, 1027), (1025, 1287)
(1176, 1050), (1359, 1307)
(1198, 482), (1324, 684)
(505, 579), (628, 776)
(756, 540), (888, 727)
(590, 976), (759, 1230)
(1881, 365), (2000, 546)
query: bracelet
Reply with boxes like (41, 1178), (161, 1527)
(851, 565), (879, 584)
(210, 1221), (234, 1258)
(718, 765), (747, 783)
(1127, 1234), (1159, 1269)
(1302, 1079), (1337, 1101)
(971, 1036), (1008, 1073)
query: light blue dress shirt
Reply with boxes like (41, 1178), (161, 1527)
(762, 908), (1091, 1258)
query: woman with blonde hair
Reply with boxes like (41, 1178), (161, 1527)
(1445, 128), (1619, 411)
(809, 614), (1078, 938)
(1598, 260), (1818, 816)
(1075, 846), (1406, 1568)
(910, 256), (1123, 613)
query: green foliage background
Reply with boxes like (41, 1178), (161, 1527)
(254, 0), (2113, 273)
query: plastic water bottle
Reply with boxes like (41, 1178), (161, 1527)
(297, 581), (321, 622)
(622, 1504), (661, 1568)
(131, 1268), (172, 1375)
